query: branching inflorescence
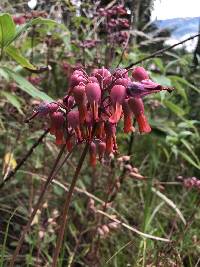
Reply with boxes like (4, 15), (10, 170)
(31, 66), (173, 167)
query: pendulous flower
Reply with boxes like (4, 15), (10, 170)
(109, 85), (126, 123)
(85, 82), (101, 121)
(128, 97), (151, 133)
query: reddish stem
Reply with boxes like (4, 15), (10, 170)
(51, 142), (89, 267)
(9, 145), (66, 267)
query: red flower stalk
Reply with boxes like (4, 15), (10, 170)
(105, 122), (117, 154)
(89, 142), (97, 167)
(66, 138), (73, 152)
(73, 84), (88, 124)
(67, 110), (82, 141)
(85, 111), (93, 140)
(85, 82), (101, 121)
(128, 97), (151, 133)
(132, 66), (149, 81)
(50, 112), (65, 145)
(109, 85), (126, 123)
(98, 141), (106, 161)
(122, 99), (135, 133)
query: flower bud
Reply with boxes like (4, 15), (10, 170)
(13, 15), (26, 25)
(113, 68), (128, 78)
(63, 95), (74, 109)
(48, 102), (59, 113)
(114, 77), (131, 88)
(35, 101), (50, 116)
(88, 76), (98, 83)
(132, 67), (149, 81)
(70, 74), (86, 88)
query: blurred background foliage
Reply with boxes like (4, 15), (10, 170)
(0, 0), (200, 266)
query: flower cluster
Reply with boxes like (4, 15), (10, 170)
(97, 5), (130, 45)
(13, 11), (47, 25)
(177, 176), (200, 190)
(32, 66), (172, 167)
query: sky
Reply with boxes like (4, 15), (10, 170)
(151, 0), (200, 20)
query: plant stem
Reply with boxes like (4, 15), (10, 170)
(126, 33), (200, 69)
(0, 128), (49, 189)
(9, 144), (66, 267)
(51, 143), (89, 267)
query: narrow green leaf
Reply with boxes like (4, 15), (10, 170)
(1, 91), (23, 115)
(169, 75), (200, 94)
(163, 100), (185, 116)
(0, 13), (16, 48)
(181, 139), (200, 165)
(5, 45), (36, 70)
(0, 68), (9, 80)
(179, 151), (200, 170)
(2, 67), (53, 101)
(170, 77), (188, 102)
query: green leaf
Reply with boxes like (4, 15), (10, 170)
(1, 91), (24, 115)
(169, 76), (200, 94)
(151, 58), (165, 72)
(179, 151), (200, 170)
(0, 68), (9, 80)
(5, 45), (36, 70)
(0, 13), (16, 48)
(8, 17), (57, 46)
(163, 100), (185, 116)
(2, 67), (53, 101)
(181, 139), (200, 165)
(151, 74), (171, 87)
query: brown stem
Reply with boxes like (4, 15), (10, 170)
(9, 144), (66, 267)
(125, 33), (200, 69)
(51, 143), (89, 267)
(0, 128), (49, 189)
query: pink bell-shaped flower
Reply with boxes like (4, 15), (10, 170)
(109, 85), (126, 123)
(128, 97), (151, 133)
(105, 122), (117, 154)
(67, 110), (82, 141)
(85, 82), (101, 121)
(122, 99), (135, 133)
(50, 111), (65, 145)
(73, 84), (88, 124)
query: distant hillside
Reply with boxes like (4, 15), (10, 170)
(154, 17), (200, 51)
(155, 17), (200, 38)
